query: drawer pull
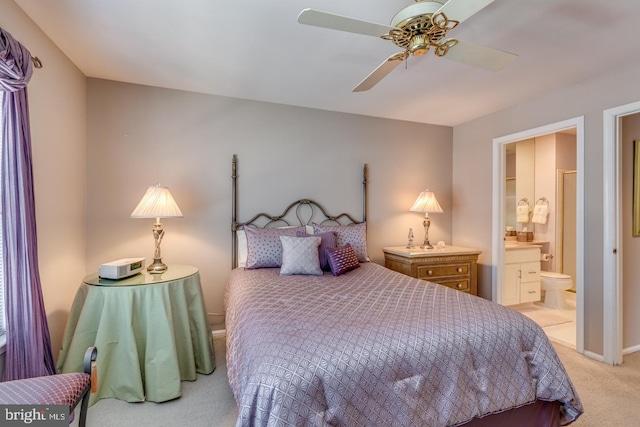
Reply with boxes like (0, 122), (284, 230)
(427, 270), (433, 275)
(528, 290), (537, 294)
(528, 270), (538, 274)
(457, 267), (463, 273)
(456, 283), (463, 289)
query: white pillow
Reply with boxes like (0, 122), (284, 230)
(279, 236), (322, 276)
(236, 229), (247, 268)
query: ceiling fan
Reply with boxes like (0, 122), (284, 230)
(297, 0), (517, 92)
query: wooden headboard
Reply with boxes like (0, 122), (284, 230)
(231, 154), (368, 268)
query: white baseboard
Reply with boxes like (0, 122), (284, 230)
(564, 290), (576, 304)
(623, 344), (640, 355)
(212, 329), (226, 339)
(583, 350), (605, 362)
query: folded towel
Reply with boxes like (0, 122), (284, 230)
(532, 204), (549, 224)
(517, 205), (530, 223)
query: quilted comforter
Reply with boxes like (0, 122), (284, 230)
(225, 262), (582, 426)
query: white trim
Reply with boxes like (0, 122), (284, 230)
(602, 101), (640, 365)
(492, 117), (585, 356)
(212, 329), (226, 339)
(584, 350), (605, 363)
(492, 140), (505, 304)
(623, 344), (640, 355)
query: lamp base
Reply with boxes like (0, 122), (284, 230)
(147, 258), (168, 274)
(421, 216), (433, 250)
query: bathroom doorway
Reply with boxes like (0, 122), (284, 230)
(492, 117), (585, 354)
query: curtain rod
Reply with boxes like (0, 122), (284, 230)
(31, 56), (43, 68)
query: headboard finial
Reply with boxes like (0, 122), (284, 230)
(363, 163), (368, 223)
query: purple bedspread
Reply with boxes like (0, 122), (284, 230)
(225, 263), (582, 426)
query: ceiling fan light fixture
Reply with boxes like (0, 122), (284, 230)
(410, 35), (430, 56)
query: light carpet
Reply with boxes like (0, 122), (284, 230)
(518, 306), (572, 328)
(72, 335), (640, 427)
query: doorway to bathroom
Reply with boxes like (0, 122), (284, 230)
(492, 117), (585, 354)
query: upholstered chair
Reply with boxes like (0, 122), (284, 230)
(0, 346), (97, 427)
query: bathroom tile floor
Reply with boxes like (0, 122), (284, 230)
(516, 302), (577, 349)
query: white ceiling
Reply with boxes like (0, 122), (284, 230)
(14, 0), (640, 126)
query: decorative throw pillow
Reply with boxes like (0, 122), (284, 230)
(279, 236), (322, 276)
(313, 223), (369, 263)
(296, 231), (337, 271)
(244, 226), (306, 269)
(326, 244), (360, 276)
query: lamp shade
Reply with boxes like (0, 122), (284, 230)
(409, 190), (443, 213)
(131, 184), (183, 218)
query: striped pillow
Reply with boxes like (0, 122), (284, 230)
(326, 244), (360, 276)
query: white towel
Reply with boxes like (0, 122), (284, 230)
(532, 204), (549, 224)
(516, 205), (530, 223)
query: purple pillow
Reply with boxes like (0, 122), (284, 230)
(296, 231), (337, 271)
(244, 226), (306, 269)
(326, 244), (360, 276)
(312, 223), (369, 263)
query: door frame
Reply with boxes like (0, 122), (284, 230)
(602, 101), (640, 365)
(492, 116), (585, 355)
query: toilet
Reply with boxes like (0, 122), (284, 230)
(540, 271), (573, 309)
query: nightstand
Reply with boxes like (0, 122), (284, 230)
(383, 246), (482, 295)
(57, 265), (215, 405)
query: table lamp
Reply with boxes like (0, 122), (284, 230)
(131, 184), (183, 273)
(409, 189), (443, 249)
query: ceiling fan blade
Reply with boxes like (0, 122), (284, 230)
(435, 0), (496, 24)
(444, 39), (517, 71)
(352, 53), (407, 92)
(297, 8), (395, 38)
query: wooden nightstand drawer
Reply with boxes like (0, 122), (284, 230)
(417, 263), (469, 280)
(382, 246), (482, 295)
(431, 278), (470, 292)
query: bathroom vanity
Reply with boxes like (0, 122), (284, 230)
(503, 245), (541, 306)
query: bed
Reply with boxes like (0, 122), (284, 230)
(225, 156), (582, 426)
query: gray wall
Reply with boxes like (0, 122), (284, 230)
(86, 79), (453, 324)
(452, 58), (640, 356)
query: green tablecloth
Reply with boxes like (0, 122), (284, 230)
(57, 265), (215, 405)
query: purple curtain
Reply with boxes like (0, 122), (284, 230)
(0, 28), (56, 380)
